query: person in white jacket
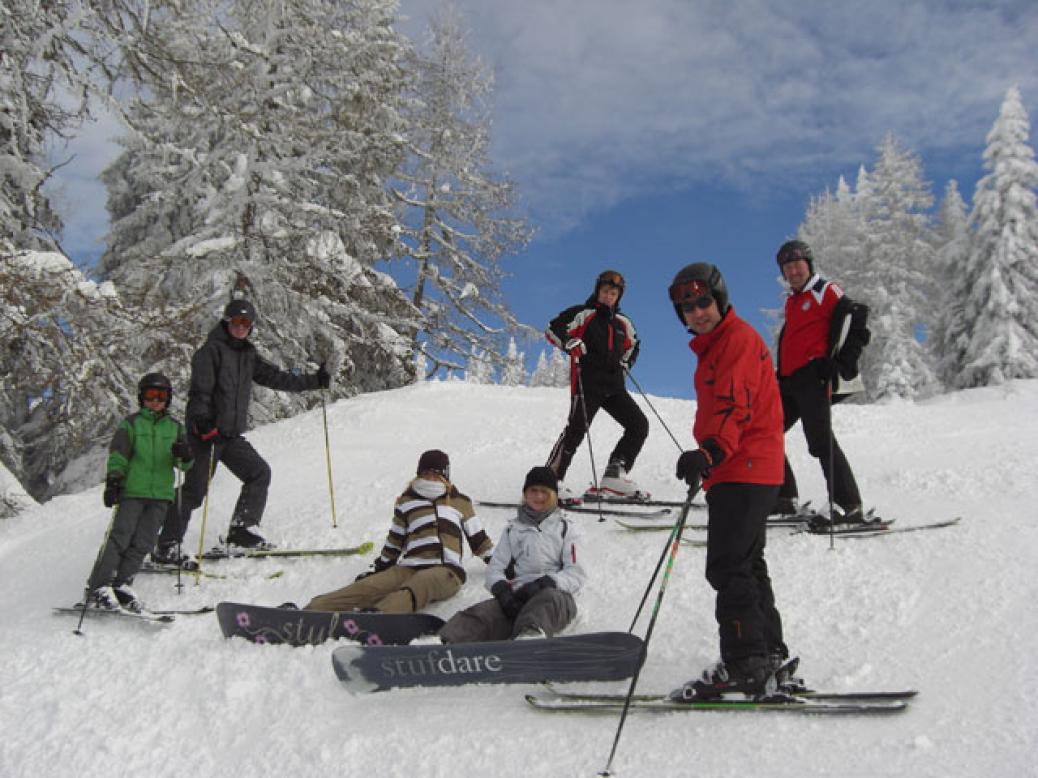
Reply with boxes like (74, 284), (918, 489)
(439, 466), (585, 642)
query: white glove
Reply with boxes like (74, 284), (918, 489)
(564, 338), (587, 356)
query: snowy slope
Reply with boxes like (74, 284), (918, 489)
(1, 380), (1036, 778)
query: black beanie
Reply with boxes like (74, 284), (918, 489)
(417, 449), (450, 479)
(523, 466), (558, 494)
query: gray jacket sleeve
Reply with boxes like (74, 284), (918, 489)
(251, 353), (321, 393)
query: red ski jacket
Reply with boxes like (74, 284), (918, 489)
(778, 275), (844, 377)
(689, 307), (784, 489)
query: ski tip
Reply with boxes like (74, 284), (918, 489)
(357, 541), (375, 554)
(330, 645), (382, 693)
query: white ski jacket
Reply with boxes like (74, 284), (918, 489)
(485, 508), (585, 595)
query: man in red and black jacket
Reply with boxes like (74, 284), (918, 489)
(544, 270), (648, 502)
(669, 262), (789, 699)
(774, 240), (869, 524)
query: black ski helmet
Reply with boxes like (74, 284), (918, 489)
(223, 298), (256, 324)
(667, 263), (729, 326)
(593, 269), (625, 304)
(776, 240), (814, 274)
(137, 372), (173, 406)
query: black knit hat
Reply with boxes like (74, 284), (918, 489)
(417, 449), (450, 480)
(523, 466), (558, 494)
(223, 299), (257, 323)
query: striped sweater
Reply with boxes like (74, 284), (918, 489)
(376, 483), (493, 582)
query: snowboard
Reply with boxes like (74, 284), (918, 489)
(216, 601), (444, 647)
(331, 631), (646, 693)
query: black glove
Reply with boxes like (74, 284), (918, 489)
(171, 439), (192, 461)
(193, 417), (219, 442)
(356, 558), (390, 580)
(316, 362), (331, 389)
(675, 449), (710, 486)
(103, 475), (123, 508)
(835, 337), (865, 380)
(516, 575), (556, 602)
(491, 581), (523, 620)
(813, 357), (837, 382)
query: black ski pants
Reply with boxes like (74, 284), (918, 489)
(158, 434), (271, 546)
(705, 482), (786, 662)
(779, 366), (861, 510)
(546, 387), (648, 481)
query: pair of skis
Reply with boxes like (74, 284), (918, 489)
(52, 603), (214, 625)
(526, 684), (915, 715)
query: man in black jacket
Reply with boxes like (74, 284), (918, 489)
(544, 270), (648, 503)
(154, 299), (330, 561)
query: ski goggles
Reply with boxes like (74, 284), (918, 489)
(227, 316), (253, 328)
(597, 271), (625, 289)
(141, 388), (170, 402)
(668, 279), (713, 311)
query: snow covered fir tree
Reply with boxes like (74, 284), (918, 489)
(938, 86), (1038, 387)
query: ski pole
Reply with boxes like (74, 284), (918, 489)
(194, 444), (217, 586)
(573, 357), (603, 523)
(826, 384), (836, 550)
(599, 482), (700, 777)
(321, 390), (337, 529)
(173, 466), (184, 595)
(623, 365), (684, 453)
(75, 503), (121, 636)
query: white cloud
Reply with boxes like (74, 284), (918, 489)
(401, 0), (1038, 230)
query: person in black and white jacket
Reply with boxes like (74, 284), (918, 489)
(544, 270), (648, 502)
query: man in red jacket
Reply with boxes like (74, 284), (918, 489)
(667, 262), (789, 700)
(774, 240), (868, 524)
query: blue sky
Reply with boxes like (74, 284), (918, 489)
(45, 1), (1038, 398)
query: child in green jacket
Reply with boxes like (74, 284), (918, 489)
(86, 373), (192, 613)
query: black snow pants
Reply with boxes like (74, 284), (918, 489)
(157, 434), (271, 546)
(779, 366), (862, 510)
(705, 482), (786, 662)
(546, 387), (648, 480)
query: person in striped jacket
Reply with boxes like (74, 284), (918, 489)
(303, 450), (493, 613)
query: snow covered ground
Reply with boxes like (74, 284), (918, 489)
(2, 379), (1036, 778)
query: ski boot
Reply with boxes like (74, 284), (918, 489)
(670, 656), (777, 701)
(112, 582), (144, 614)
(90, 586), (122, 611)
(226, 523), (275, 551)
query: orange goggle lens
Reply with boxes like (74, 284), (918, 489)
(142, 388), (169, 402)
(669, 279), (710, 304)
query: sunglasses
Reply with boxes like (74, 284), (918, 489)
(680, 296), (715, 312)
(597, 271), (625, 289)
(228, 316), (253, 328)
(142, 388), (169, 402)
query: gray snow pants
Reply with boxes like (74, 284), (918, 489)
(438, 588), (577, 643)
(88, 498), (167, 589)
(158, 434), (271, 546)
